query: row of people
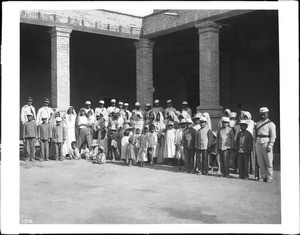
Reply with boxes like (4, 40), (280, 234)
(22, 98), (276, 182)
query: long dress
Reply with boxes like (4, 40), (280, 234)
(121, 136), (129, 160)
(138, 134), (148, 162)
(175, 128), (184, 160)
(62, 112), (76, 156)
(163, 128), (176, 159)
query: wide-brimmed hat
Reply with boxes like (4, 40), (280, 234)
(259, 107), (269, 113)
(90, 139), (99, 147)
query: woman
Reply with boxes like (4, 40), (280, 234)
(202, 112), (212, 130)
(62, 106), (77, 156)
(77, 108), (90, 150)
(163, 121), (176, 165)
(154, 111), (166, 164)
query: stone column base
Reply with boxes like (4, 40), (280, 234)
(196, 105), (223, 131)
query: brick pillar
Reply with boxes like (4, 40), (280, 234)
(196, 21), (223, 130)
(49, 26), (72, 113)
(134, 38), (155, 109)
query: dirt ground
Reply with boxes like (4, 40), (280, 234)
(19, 157), (281, 224)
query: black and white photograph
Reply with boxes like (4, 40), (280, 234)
(1, 1), (299, 234)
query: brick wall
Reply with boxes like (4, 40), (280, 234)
(143, 9), (234, 36)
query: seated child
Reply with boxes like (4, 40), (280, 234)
(92, 146), (106, 164)
(89, 139), (100, 161)
(80, 142), (90, 160)
(68, 141), (80, 160)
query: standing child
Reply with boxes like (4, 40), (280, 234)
(37, 114), (52, 161)
(236, 120), (253, 180)
(146, 124), (158, 165)
(80, 143), (90, 159)
(126, 136), (136, 166)
(217, 117), (235, 178)
(121, 129), (131, 165)
(92, 146), (106, 164)
(22, 112), (38, 161)
(52, 117), (66, 161)
(69, 141), (80, 160)
(175, 119), (188, 170)
(209, 131), (221, 174)
(138, 125), (149, 167)
(133, 128), (142, 163)
(163, 121), (176, 165)
(107, 125), (119, 161)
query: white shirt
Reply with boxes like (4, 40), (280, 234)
(21, 104), (36, 124)
(95, 107), (108, 119)
(78, 115), (88, 128)
(36, 106), (54, 125)
(107, 106), (120, 116)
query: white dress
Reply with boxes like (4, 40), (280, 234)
(163, 129), (176, 158)
(62, 113), (76, 156)
(121, 136), (129, 160)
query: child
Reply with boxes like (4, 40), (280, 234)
(38, 114), (52, 161)
(133, 128), (141, 162)
(236, 120), (253, 180)
(80, 142), (90, 159)
(69, 141), (80, 160)
(146, 124), (158, 165)
(22, 112), (38, 161)
(92, 146), (106, 164)
(138, 125), (149, 167)
(126, 136), (135, 166)
(217, 117), (235, 178)
(182, 120), (196, 173)
(195, 116), (214, 175)
(121, 129), (131, 165)
(175, 119), (187, 170)
(89, 139), (100, 161)
(163, 121), (176, 165)
(108, 125), (119, 161)
(52, 116), (66, 161)
(209, 131), (221, 174)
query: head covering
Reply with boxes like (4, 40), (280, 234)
(146, 103), (151, 107)
(224, 108), (231, 117)
(99, 146), (104, 152)
(27, 97), (33, 101)
(221, 117), (230, 123)
(109, 125), (117, 131)
(182, 101), (188, 105)
(202, 112), (212, 130)
(44, 98), (50, 103)
(168, 111), (179, 122)
(99, 100), (104, 104)
(168, 121), (174, 126)
(186, 118), (193, 124)
(56, 117), (62, 122)
(199, 116), (207, 122)
(259, 107), (269, 113)
(135, 102), (140, 106)
(41, 114), (48, 119)
(192, 113), (202, 119)
(167, 99), (172, 103)
(239, 120), (248, 126)
(181, 110), (191, 120)
(26, 112), (33, 117)
(90, 139), (99, 147)
(175, 111), (181, 116)
(230, 112), (237, 119)
(154, 100), (159, 104)
(124, 124), (133, 130)
(118, 102), (123, 105)
(124, 103), (129, 107)
(243, 111), (252, 120)
(85, 101), (91, 105)
(111, 99), (116, 103)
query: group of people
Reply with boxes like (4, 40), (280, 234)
(21, 97), (277, 182)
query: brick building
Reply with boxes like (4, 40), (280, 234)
(20, 9), (280, 152)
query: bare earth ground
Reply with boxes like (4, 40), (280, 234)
(20, 158), (281, 224)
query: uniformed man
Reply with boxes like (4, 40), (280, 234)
(182, 101), (192, 118)
(36, 98), (54, 125)
(152, 99), (164, 114)
(144, 103), (152, 120)
(107, 99), (119, 116)
(21, 96), (36, 124)
(123, 103), (132, 122)
(254, 107), (276, 183)
(165, 99), (177, 115)
(95, 100), (108, 120)
(132, 102), (143, 119)
(83, 101), (94, 116)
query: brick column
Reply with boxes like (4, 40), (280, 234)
(49, 26), (72, 113)
(196, 21), (223, 130)
(134, 38), (155, 109)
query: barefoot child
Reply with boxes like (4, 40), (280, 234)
(69, 141), (80, 160)
(92, 146), (106, 164)
(80, 142), (90, 160)
(126, 136), (135, 166)
(146, 124), (158, 165)
(138, 125), (149, 167)
(121, 129), (131, 165)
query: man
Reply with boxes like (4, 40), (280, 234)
(107, 99), (119, 116)
(165, 99), (177, 115)
(182, 101), (192, 118)
(83, 101), (94, 116)
(118, 101), (125, 120)
(123, 103), (132, 122)
(152, 99), (164, 114)
(132, 102), (143, 119)
(36, 98), (54, 125)
(182, 118), (196, 174)
(254, 107), (276, 183)
(95, 100), (108, 120)
(21, 96), (36, 124)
